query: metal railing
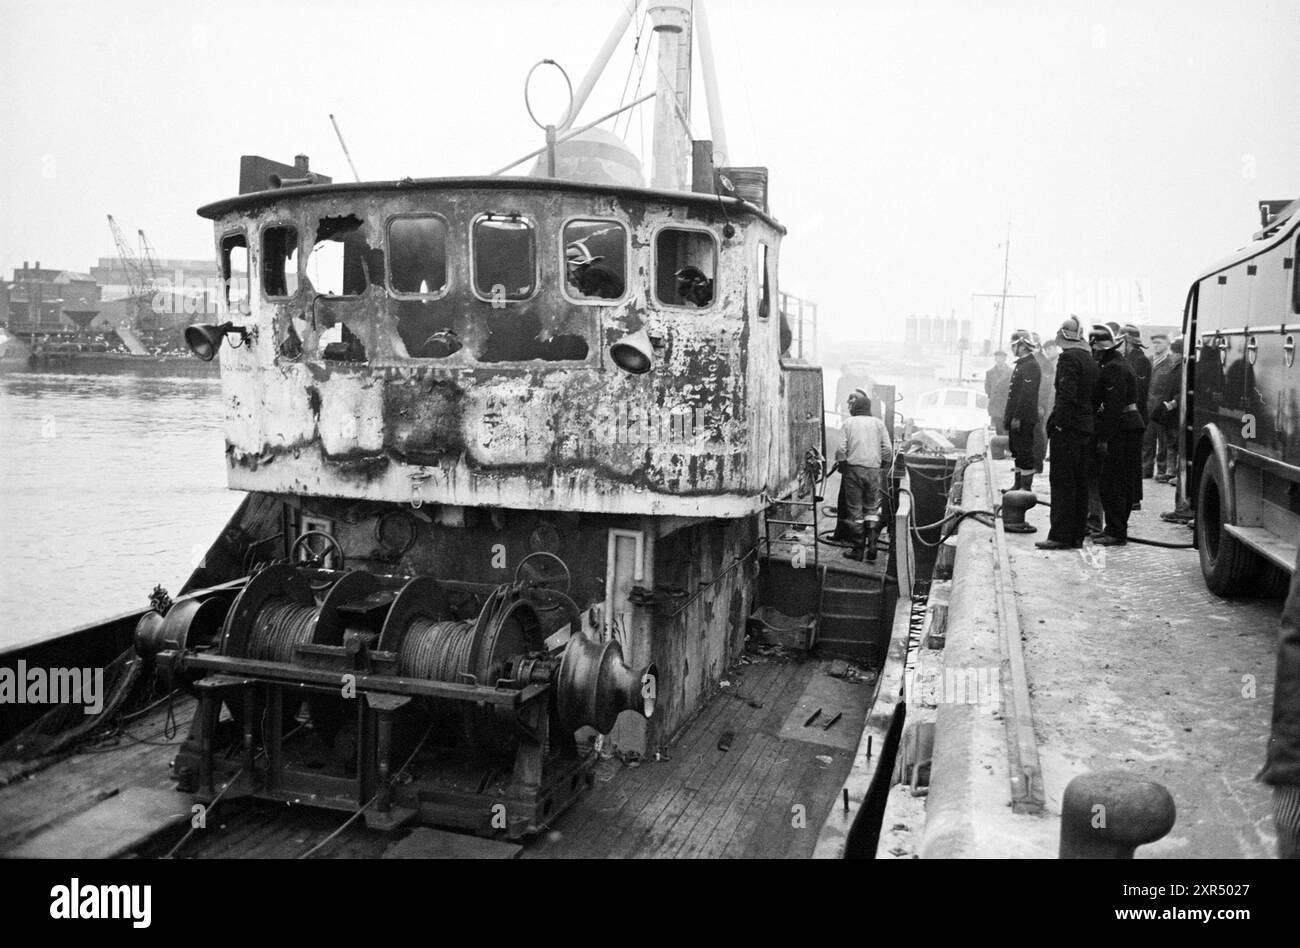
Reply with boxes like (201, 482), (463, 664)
(780, 291), (818, 362)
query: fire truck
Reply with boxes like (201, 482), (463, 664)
(1185, 199), (1300, 595)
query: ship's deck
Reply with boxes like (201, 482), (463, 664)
(0, 648), (876, 859)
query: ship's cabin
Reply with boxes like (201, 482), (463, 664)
(197, 173), (821, 517)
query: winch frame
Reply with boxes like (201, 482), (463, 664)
(167, 648), (592, 838)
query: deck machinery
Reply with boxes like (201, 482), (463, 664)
(146, 1), (823, 839)
(137, 562), (653, 837)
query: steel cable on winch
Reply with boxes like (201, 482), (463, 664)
(247, 599), (318, 662)
(398, 618), (476, 681)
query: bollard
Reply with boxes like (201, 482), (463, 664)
(990, 434), (1010, 460)
(1059, 771), (1176, 858)
(1001, 489), (1038, 534)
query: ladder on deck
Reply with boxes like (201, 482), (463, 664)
(762, 492), (820, 569)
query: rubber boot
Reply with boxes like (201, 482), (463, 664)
(866, 527), (880, 562)
(844, 520), (866, 561)
(1020, 472), (1034, 493)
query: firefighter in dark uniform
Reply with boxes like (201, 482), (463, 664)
(1032, 332), (1053, 474)
(1090, 324), (1145, 545)
(1003, 329), (1042, 492)
(1036, 316), (1099, 550)
(1121, 323), (1152, 509)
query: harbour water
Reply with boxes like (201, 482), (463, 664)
(0, 373), (241, 649)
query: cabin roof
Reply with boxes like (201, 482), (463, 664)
(197, 175), (785, 233)
(1194, 203), (1300, 283)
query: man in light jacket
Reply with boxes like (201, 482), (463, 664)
(835, 390), (894, 562)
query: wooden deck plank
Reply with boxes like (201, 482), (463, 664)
(788, 751), (857, 858)
(782, 740), (856, 858)
(725, 661), (869, 859)
(647, 704), (774, 857)
(716, 664), (833, 857)
(531, 663), (744, 857)
(601, 662), (789, 858)
(584, 666), (772, 859)
(612, 661), (792, 858)
(675, 731), (783, 859)
(552, 661), (776, 859)
(174, 802), (272, 859)
(652, 661), (808, 858)
(739, 738), (824, 858)
(710, 737), (799, 858)
(10, 787), (193, 859)
(682, 666), (817, 859)
(0, 703), (193, 854)
(384, 826), (521, 859)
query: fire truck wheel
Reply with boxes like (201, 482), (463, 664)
(1255, 561), (1290, 598)
(1196, 460), (1261, 597)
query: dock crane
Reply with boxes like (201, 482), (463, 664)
(106, 214), (159, 332)
(137, 229), (160, 293)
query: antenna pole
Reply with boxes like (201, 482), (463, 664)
(561, 0), (639, 130)
(329, 113), (362, 183)
(997, 220), (1011, 347)
(490, 91), (655, 176)
(694, 0), (729, 166)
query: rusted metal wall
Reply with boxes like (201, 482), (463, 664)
(205, 182), (820, 517)
(648, 514), (759, 742)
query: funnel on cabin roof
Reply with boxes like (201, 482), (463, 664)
(529, 128), (644, 188)
(63, 310), (100, 331)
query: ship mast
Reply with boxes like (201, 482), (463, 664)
(997, 220), (1011, 346)
(694, 0), (729, 167)
(554, 0), (728, 193)
(648, 2), (693, 190)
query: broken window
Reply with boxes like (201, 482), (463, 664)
(477, 310), (589, 363)
(316, 320), (367, 363)
(262, 225), (299, 298)
(473, 215), (535, 301)
(221, 232), (249, 313)
(655, 228), (717, 308)
(394, 300), (457, 358)
(563, 219), (627, 301)
(309, 215), (375, 297)
(389, 216), (448, 296)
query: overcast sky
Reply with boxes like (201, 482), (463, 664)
(2, 0), (1297, 346)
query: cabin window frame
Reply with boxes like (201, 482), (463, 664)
(385, 212), (452, 300)
(305, 214), (372, 300)
(219, 228), (251, 315)
(558, 214), (632, 306)
(756, 240), (774, 321)
(651, 223), (720, 313)
(259, 221), (302, 301)
(469, 212), (540, 305)
(1292, 233), (1300, 315)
